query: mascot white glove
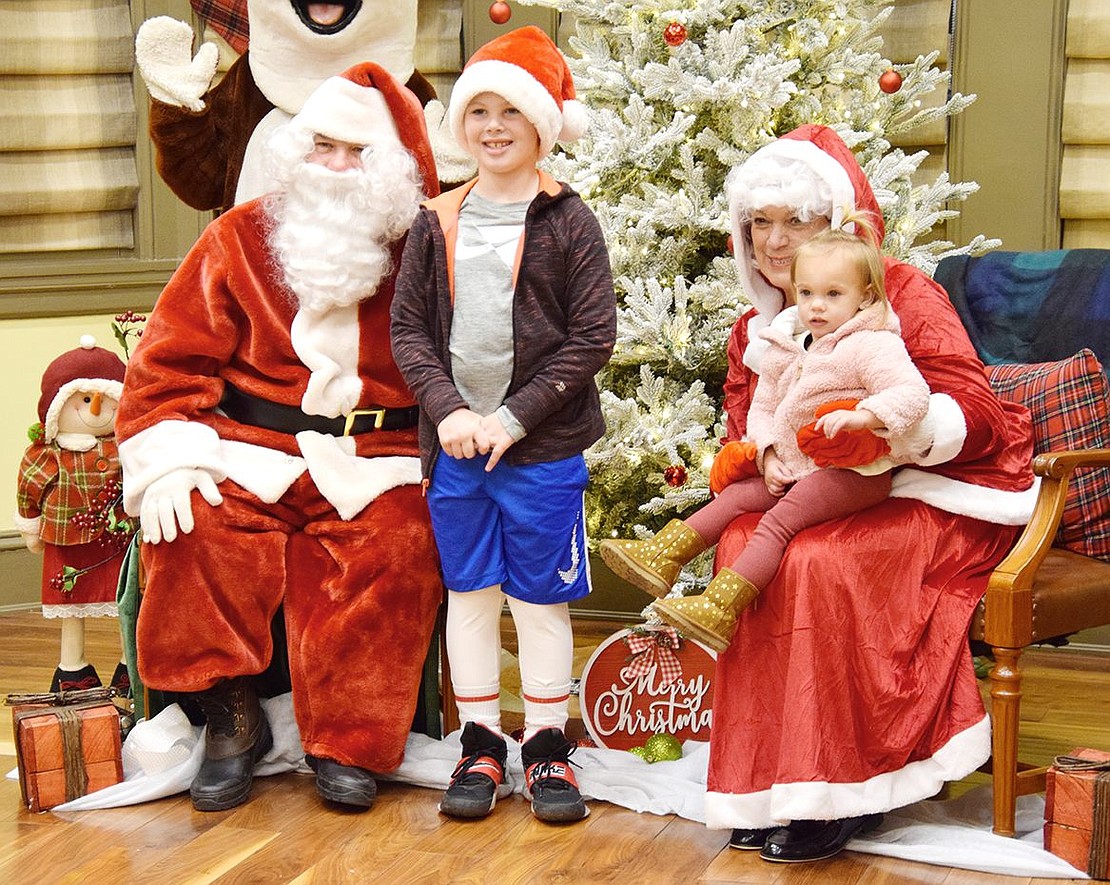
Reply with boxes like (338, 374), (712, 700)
(140, 468), (223, 545)
(135, 16), (219, 113)
(423, 100), (478, 186)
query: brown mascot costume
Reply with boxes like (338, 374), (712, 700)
(133, 0), (460, 213)
(116, 62), (443, 813)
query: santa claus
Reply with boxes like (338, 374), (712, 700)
(115, 62), (443, 812)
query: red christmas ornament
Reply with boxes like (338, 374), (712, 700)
(727, 234), (735, 254)
(663, 465), (688, 487)
(879, 69), (903, 94)
(663, 21), (687, 47)
(489, 1), (511, 24)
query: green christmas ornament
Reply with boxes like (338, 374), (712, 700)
(644, 732), (683, 762)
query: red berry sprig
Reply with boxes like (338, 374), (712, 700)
(112, 310), (147, 360)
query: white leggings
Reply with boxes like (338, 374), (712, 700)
(446, 584), (573, 741)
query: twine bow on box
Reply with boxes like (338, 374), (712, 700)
(621, 626), (683, 687)
(1054, 754), (1110, 772)
(5, 687), (117, 707)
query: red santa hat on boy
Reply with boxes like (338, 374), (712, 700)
(37, 336), (126, 443)
(289, 60), (440, 198)
(447, 25), (588, 158)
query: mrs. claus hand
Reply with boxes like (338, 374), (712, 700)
(796, 399), (890, 469)
(709, 440), (759, 495)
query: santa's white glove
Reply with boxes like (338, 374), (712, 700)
(140, 468), (223, 545)
(423, 100), (477, 185)
(135, 16), (219, 113)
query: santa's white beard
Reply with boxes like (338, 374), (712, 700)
(267, 145), (423, 313)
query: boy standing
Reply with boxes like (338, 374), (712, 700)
(391, 26), (615, 823)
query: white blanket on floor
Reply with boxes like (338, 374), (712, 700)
(22, 695), (1086, 879)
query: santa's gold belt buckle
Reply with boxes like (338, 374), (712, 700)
(343, 409), (386, 436)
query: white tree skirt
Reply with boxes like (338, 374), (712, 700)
(10, 693), (1085, 880)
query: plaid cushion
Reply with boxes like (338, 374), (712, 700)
(987, 349), (1110, 560)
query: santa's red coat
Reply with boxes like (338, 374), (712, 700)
(116, 199), (442, 771)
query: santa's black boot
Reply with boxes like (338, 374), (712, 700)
(190, 677), (272, 812)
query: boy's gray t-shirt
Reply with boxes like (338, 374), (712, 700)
(450, 190), (529, 438)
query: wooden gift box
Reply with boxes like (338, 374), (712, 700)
(13, 701), (123, 812)
(1044, 747), (1110, 879)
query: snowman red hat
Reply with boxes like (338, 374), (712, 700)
(37, 336), (126, 443)
(447, 25), (588, 157)
(288, 60), (440, 198)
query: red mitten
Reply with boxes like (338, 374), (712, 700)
(796, 398), (891, 469)
(709, 440), (759, 494)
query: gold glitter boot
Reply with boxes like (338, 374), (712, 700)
(599, 519), (708, 598)
(650, 568), (759, 653)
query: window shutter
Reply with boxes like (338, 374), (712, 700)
(1061, 0), (1110, 247)
(881, 0), (954, 188)
(0, 0), (139, 254)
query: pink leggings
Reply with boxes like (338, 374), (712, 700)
(684, 469), (892, 589)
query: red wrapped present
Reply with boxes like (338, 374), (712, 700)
(1044, 747), (1110, 879)
(13, 700), (123, 812)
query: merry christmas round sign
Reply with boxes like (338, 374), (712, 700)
(579, 626), (716, 750)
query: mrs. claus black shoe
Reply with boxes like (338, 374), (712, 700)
(759, 813), (883, 863)
(729, 826), (777, 850)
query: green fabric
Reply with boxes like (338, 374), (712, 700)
(115, 536), (177, 721)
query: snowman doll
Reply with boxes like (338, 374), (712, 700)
(14, 336), (132, 693)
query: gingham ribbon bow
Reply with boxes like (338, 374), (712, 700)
(621, 626), (683, 687)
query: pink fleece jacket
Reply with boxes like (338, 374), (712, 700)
(746, 302), (930, 481)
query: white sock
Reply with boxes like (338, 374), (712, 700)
(508, 598), (573, 742)
(446, 585), (504, 734)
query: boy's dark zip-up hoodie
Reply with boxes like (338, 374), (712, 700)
(391, 171), (616, 481)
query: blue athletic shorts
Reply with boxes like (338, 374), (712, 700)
(427, 452), (592, 604)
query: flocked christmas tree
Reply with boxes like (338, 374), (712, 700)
(518, 0), (998, 587)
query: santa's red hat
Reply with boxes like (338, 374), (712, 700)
(290, 61), (440, 198)
(37, 336), (126, 442)
(447, 25), (587, 157)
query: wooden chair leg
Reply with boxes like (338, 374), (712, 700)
(989, 646), (1023, 837)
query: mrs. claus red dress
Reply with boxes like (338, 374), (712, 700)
(704, 126), (1036, 829)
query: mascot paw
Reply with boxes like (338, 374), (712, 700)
(423, 100), (477, 186)
(135, 16), (218, 112)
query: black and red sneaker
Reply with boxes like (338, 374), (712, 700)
(521, 727), (588, 823)
(50, 664), (102, 693)
(439, 722), (513, 819)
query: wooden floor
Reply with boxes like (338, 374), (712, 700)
(1, 609), (1106, 884)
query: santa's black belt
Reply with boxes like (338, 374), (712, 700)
(219, 384), (419, 436)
